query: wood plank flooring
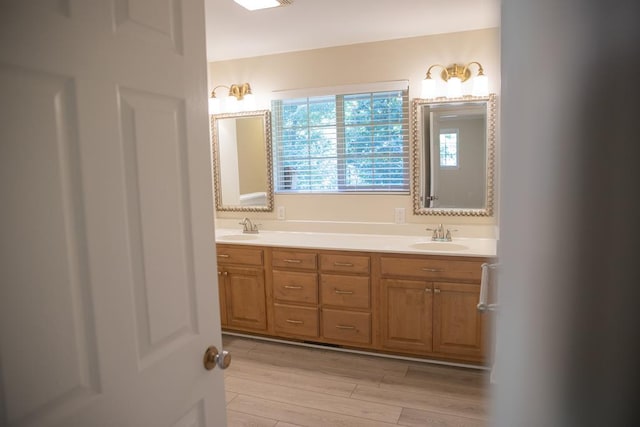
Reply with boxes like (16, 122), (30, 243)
(223, 334), (491, 426)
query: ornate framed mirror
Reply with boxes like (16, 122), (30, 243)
(411, 94), (496, 216)
(210, 110), (274, 212)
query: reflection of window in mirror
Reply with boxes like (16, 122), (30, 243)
(439, 129), (459, 168)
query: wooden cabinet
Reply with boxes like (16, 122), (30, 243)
(380, 255), (487, 363)
(273, 304), (318, 337)
(269, 249), (373, 346)
(433, 281), (485, 358)
(319, 252), (372, 346)
(380, 278), (433, 353)
(216, 242), (491, 365)
(217, 245), (267, 333)
(271, 249), (319, 339)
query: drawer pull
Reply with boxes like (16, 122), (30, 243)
(284, 285), (303, 290)
(334, 289), (353, 295)
(285, 319), (303, 324)
(335, 325), (356, 330)
(421, 267), (444, 272)
(334, 262), (354, 267)
(283, 259), (302, 264)
(218, 254), (230, 258)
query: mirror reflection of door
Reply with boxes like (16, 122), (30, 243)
(430, 105), (486, 209)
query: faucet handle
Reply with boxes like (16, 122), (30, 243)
(445, 228), (458, 241)
(425, 227), (439, 240)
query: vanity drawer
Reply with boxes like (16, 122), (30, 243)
(274, 304), (319, 338)
(273, 270), (318, 304)
(380, 256), (482, 281)
(320, 253), (370, 274)
(320, 274), (370, 309)
(272, 250), (317, 270)
(216, 245), (263, 266)
(322, 309), (371, 344)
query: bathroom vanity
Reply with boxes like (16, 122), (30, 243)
(215, 230), (496, 365)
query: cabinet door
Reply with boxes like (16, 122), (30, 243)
(433, 281), (485, 360)
(224, 266), (267, 331)
(381, 279), (433, 353)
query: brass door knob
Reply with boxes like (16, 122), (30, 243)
(203, 345), (232, 371)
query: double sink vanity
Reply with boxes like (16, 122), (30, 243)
(215, 228), (496, 365)
(211, 93), (499, 366)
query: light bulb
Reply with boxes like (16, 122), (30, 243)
(242, 93), (256, 111)
(233, 0), (279, 11)
(224, 96), (239, 113)
(208, 97), (220, 115)
(447, 77), (462, 98)
(421, 78), (436, 99)
(472, 74), (489, 97)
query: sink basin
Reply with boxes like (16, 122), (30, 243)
(218, 234), (260, 241)
(410, 242), (469, 251)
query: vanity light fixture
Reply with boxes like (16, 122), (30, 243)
(233, 0), (293, 11)
(209, 83), (256, 114)
(421, 62), (489, 99)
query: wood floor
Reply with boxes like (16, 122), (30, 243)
(223, 334), (491, 426)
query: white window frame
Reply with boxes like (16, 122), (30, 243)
(271, 81), (410, 194)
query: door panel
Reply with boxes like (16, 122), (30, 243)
(119, 89), (199, 364)
(0, 1), (227, 426)
(0, 64), (100, 426)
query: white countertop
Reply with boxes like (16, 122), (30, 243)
(215, 228), (497, 258)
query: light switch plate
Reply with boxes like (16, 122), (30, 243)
(277, 206), (286, 220)
(394, 207), (405, 224)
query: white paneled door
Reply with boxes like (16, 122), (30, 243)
(0, 1), (227, 426)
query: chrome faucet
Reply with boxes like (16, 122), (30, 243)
(426, 224), (456, 241)
(239, 217), (259, 234)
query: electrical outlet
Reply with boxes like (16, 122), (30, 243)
(394, 207), (405, 224)
(277, 206), (286, 220)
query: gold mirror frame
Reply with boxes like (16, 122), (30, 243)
(411, 94), (497, 216)
(210, 110), (274, 212)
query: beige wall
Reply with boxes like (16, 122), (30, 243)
(208, 28), (500, 237)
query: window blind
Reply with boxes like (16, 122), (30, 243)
(272, 86), (409, 193)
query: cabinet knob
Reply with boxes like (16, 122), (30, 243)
(424, 288), (432, 293)
(434, 288), (441, 294)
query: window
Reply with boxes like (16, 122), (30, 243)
(439, 129), (459, 168)
(271, 84), (409, 193)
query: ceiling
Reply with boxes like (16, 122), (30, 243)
(204, 0), (500, 62)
